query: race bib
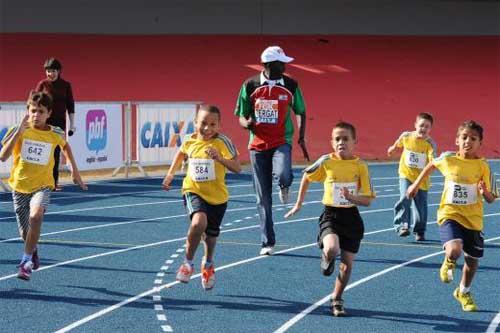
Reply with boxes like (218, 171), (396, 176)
(332, 182), (358, 206)
(404, 149), (426, 169)
(255, 99), (279, 124)
(189, 159), (216, 182)
(21, 139), (52, 165)
(445, 181), (478, 205)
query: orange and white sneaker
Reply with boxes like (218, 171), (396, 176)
(201, 263), (215, 290)
(176, 263), (194, 283)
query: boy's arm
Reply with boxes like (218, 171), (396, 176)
(0, 115), (29, 162)
(162, 149), (187, 190)
(205, 147), (241, 173)
(387, 138), (402, 156)
(284, 173), (310, 218)
(342, 189), (373, 207)
(61, 144), (88, 190)
(407, 162), (436, 198)
(478, 180), (497, 204)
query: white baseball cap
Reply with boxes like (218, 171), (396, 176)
(260, 46), (294, 63)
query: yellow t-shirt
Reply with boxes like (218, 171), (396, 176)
(181, 133), (238, 205)
(433, 152), (498, 231)
(2, 125), (66, 193)
(396, 131), (437, 190)
(304, 154), (376, 208)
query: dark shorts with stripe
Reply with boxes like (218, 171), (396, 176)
(317, 205), (365, 254)
(183, 192), (227, 237)
(439, 219), (484, 258)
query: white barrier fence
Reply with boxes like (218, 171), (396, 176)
(0, 101), (198, 191)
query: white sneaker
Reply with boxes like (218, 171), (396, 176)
(259, 246), (274, 256)
(279, 187), (290, 204)
(176, 263), (194, 283)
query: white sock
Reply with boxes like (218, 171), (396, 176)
(460, 284), (471, 294)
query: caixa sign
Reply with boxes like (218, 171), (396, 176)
(140, 121), (194, 148)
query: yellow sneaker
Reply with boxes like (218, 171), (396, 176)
(453, 288), (478, 312)
(439, 258), (456, 283)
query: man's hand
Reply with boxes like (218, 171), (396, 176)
(284, 202), (302, 218)
(72, 173), (88, 191)
(298, 137), (310, 161)
(162, 174), (174, 191)
(241, 117), (255, 130)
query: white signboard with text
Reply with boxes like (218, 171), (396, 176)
(0, 103), (26, 177)
(68, 103), (123, 171)
(136, 103), (196, 165)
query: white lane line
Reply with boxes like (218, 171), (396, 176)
(0, 204), (435, 282)
(161, 325), (173, 332)
(0, 175), (443, 217)
(51, 213), (500, 332)
(487, 312), (500, 333)
(274, 234), (500, 333)
(0, 198), (321, 244)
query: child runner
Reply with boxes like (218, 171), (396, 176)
(0, 91), (87, 280)
(162, 104), (241, 290)
(407, 120), (498, 311)
(387, 112), (436, 241)
(285, 121), (375, 316)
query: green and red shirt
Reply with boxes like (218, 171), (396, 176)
(234, 72), (306, 151)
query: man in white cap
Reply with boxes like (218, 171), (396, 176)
(234, 45), (308, 255)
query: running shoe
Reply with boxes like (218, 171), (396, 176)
(279, 187), (290, 204)
(32, 249), (40, 270)
(176, 263), (194, 283)
(259, 246), (274, 256)
(439, 257), (456, 283)
(201, 263), (215, 290)
(453, 288), (478, 312)
(331, 298), (347, 317)
(17, 260), (33, 281)
(320, 252), (335, 276)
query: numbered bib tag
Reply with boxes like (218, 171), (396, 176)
(189, 159), (216, 182)
(255, 99), (279, 124)
(21, 139), (52, 165)
(332, 182), (358, 206)
(404, 149), (426, 169)
(445, 181), (478, 205)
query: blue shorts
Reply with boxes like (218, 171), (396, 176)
(439, 219), (484, 258)
(183, 192), (227, 237)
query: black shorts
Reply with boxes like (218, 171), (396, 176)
(183, 192), (227, 237)
(439, 219), (484, 258)
(317, 206), (364, 254)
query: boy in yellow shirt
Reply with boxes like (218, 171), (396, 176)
(285, 122), (376, 316)
(408, 120), (497, 312)
(0, 91), (87, 280)
(388, 112), (436, 241)
(162, 104), (241, 290)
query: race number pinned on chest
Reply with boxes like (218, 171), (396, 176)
(21, 139), (52, 165)
(332, 182), (358, 206)
(189, 159), (216, 182)
(255, 99), (279, 124)
(404, 150), (426, 169)
(445, 181), (478, 205)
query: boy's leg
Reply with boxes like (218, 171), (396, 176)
(272, 144), (293, 204)
(24, 206), (45, 255)
(461, 255), (478, 290)
(412, 189), (428, 237)
(439, 220), (464, 283)
(321, 233), (340, 276)
(331, 250), (356, 316)
(12, 192), (31, 240)
(394, 178), (412, 235)
(24, 189), (50, 256)
(249, 149), (276, 249)
(185, 212), (208, 261)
